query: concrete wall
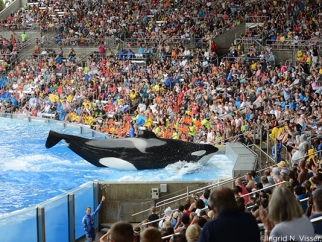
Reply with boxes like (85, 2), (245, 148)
(0, 31), (41, 40)
(274, 50), (296, 64)
(213, 23), (246, 56)
(0, 0), (22, 19)
(98, 181), (222, 224)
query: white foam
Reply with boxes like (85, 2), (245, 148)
(165, 161), (203, 175)
(0, 154), (74, 172)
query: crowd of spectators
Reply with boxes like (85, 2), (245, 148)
(0, 30), (30, 72)
(98, 171), (322, 242)
(0, 1), (322, 159)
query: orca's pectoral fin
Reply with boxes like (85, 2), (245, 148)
(45, 130), (64, 149)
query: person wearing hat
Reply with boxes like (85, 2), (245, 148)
(169, 211), (180, 228)
(277, 161), (289, 174)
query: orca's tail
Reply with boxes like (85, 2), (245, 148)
(45, 130), (65, 148)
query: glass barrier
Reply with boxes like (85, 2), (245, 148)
(39, 194), (69, 242)
(0, 207), (37, 241)
(0, 182), (95, 241)
(72, 182), (94, 239)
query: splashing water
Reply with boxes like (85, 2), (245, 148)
(0, 117), (234, 215)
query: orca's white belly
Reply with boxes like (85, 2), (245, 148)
(99, 157), (138, 170)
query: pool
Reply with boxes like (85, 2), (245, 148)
(0, 116), (234, 216)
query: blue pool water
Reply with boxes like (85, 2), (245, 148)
(0, 117), (234, 216)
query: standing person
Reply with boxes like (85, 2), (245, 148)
(82, 196), (106, 242)
(147, 206), (159, 228)
(199, 187), (260, 242)
(21, 31), (27, 42)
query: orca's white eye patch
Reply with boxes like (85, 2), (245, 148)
(191, 150), (206, 156)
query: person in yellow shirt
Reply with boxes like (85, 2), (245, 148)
(250, 60), (257, 71)
(152, 83), (160, 92)
(144, 113), (154, 128)
(189, 125), (196, 137)
(84, 114), (94, 126)
(153, 125), (160, 135)
(172, 129), (179, 140)
(319, 66), (322, 75)
(130, 90), (137, 101)
(296, 49), (303, 61)
(109, 124), (116, 137)
(82, 99), (92, 109)
(201, 117), (210, 129)
(66, 93), (73, 102)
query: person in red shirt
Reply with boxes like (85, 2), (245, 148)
(104, 100), (115, 116)
(191, 102), (199, 116)
(235, 178), (250, 204)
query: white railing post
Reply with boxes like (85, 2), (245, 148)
(274, 138), (277, 164)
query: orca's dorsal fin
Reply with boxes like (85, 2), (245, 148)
(138, 130), (158, 139)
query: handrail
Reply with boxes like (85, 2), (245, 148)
(247, 144), (275, 163)
(247, 195), (311, 210)
(155, 178), (236, 207)
(243, 143), (259, 160)
(245, 16), (270, 22)
(141, 217), (165, 226)
(131, 179), (234, 216)
(162, 233), (180, 240)
(299, 197), (309, 202)
(311, 216), (322, 224)
(240, 181), (286, 198)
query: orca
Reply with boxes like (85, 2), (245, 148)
(45, 130), (219, 170)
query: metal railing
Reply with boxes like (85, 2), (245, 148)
(131, 178), (233, 217)
(240, 181), (286, 198)
(245, 16), (270, 22)
(162, 233), (180, 240)
(265, 39), (322, 50)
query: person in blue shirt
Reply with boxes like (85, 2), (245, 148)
(294, 185), (307, 213)
(317, 139), (322, 159)
(288, 98), (296, 110)
(55, 55), (62, 64)
(272, 139), (283, 162)
(138, 45), (144, 55)
(128, 121), (135, 137)
(82, 196), (105, 242)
